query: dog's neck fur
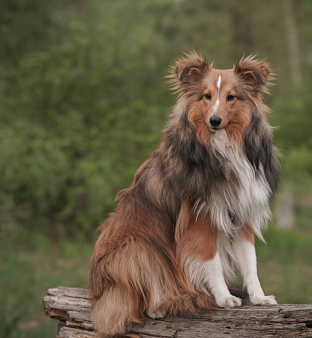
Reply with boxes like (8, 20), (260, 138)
(196, 129), (271, 240)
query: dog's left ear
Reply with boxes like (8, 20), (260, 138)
(169, 52), (210, 93)
(234, 56), (272, 94)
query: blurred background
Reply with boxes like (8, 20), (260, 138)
(0, 0), (311, 337)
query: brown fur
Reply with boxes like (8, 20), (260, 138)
(188, 106), (211, 145)
(175, 201), (218, 263)
(90, 52), (280, 336)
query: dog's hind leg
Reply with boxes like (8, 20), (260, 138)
(146, 282), (166, 319)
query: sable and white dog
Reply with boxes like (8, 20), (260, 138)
(90, 53), (280, 337)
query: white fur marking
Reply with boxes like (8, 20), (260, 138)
(212, 75), (221, 116)
(199, 129), (272, 240)
(217, 75), (221, 90)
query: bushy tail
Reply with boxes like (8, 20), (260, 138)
(91, 286), (143, 337)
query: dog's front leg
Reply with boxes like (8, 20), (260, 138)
(232, 227), (277, 305)
(185, 250), (242, 308)
(176, 203), (241, 308)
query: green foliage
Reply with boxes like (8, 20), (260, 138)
(1, 0), (311, 234)
(270, 91), (312, 189)
(271, 91), (312, 150)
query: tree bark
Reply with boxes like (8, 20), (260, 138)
(43, 287), (312, 338)
(284, 0), (302, 87)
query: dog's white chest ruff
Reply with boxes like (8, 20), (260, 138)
(203, 130), (271, 239)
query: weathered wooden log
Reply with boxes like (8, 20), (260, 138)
(43, 286), (312, 338)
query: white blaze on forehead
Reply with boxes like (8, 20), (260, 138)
(212, 75), (221, 116)
(217, 75), (221, 91)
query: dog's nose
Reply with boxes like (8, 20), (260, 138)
(210, 116), (222, 127)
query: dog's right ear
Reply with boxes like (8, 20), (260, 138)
(168, 52), (210, 93)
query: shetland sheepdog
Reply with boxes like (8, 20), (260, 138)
(90, 52), (280, 337)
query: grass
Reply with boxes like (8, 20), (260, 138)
(0, 220), (311, 338)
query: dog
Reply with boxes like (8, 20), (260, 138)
(90, 52), (280, 337)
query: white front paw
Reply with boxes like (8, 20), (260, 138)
(216, 295), (242, 308)
(250, 295), (277, 305)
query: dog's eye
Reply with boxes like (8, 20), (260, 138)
(227, 94), (235, 101)
(204, 93), (211, 100)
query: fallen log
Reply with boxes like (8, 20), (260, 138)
(43, 286), (312, 338)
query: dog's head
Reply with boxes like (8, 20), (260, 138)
(169, 52), (272, 145)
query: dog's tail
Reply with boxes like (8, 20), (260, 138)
(90, 231), (192, 336)
(91, 286), (143, 337)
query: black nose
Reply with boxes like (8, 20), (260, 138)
(210, 116), (222, 127)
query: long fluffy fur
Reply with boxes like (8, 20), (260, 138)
(90, 52), (280, 336)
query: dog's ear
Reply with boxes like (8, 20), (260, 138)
(169, 52), (210, 93)
(234, 55), (272, 94)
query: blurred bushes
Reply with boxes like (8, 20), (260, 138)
(0, 0), (311, 236)
(0, 0), (171, 234)
(271, 91), (312, 190)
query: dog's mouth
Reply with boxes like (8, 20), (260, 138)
(209, 126), (222, 131)
(209, 125), (226, 132)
